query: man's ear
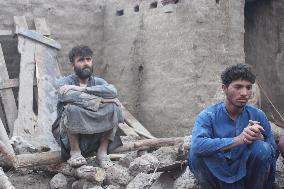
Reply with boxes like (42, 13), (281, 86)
(222, 84), (227, 93)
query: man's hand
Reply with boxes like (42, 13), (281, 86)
(242, 120), (265, 144)
(58, 85), (86, 94)
(101, 98), (121, 107)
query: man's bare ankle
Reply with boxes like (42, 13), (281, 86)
(70, 150), (81, 156)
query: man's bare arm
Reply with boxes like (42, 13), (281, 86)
(221, 123), (265, 152)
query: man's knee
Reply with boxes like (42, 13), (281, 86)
(189, 154), (209, 176)
(249, 140), (272, 161)
(189, 154), (219, 188)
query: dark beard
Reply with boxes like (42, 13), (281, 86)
(74, 66), (93, 80)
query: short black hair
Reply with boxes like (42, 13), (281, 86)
(68, 45), (93, 63)
(221, 64), (256, 86)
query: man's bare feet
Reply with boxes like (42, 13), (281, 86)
(95, 156), (114, 169)
(67, 151), (87, 167)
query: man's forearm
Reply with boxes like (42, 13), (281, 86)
(85, 85), (117, 98)
(221, 136), (244, 152)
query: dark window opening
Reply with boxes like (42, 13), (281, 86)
(116, 9), (124, 16)
(134, 5), (139, 12)
(150, 1), (158, 9)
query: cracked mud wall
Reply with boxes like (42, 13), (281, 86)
(0, 0), (245, 137)
(102, 0), (245, 137)
(0, 0), (105, 76)
(245, 0), (284, 126)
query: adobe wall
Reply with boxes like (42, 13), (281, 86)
(102, 0), (245, 137)
(0, 0), (105, 77)
(0, 0), (246, 137)
(245, 0), (284, 126)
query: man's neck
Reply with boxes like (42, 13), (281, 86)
(77, 76), (89, 85)
(225, 100), (244, 120)
(79, 79), (88, 85)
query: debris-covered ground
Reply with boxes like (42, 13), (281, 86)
(2, 135), (284, 189)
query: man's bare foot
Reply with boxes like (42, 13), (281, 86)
(95, 156), (114, 169)
(67, 151), (87, 167)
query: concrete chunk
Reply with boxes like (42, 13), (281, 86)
(129, 154), (159, 177)
(49, 173), (67, 189)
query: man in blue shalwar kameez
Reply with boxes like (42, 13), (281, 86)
(188, 64), (279, 189)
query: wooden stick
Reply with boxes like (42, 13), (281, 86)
(114, 137), (184, 153)
(118, 123), (139, 137)
(16, 151), (63, 168)
(0, 119), (16, 166)
(13, 16), (36, 142)
(121, 105), (155, 139)
(0, 141), (16, 167)
(0, 44), (18, 135)
(0, 167), (15, 189)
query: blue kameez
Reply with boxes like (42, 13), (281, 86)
(188, 102), (278, 189)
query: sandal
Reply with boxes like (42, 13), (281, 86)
(95, 156), (114, 169)
(67, 153), (87, 167)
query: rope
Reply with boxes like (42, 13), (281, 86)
(257, 82), (284, 122)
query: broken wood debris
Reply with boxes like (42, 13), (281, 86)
(0, 167), (15, 189)
(0, 44), (17, 136)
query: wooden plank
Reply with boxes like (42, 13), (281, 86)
(34, 19), (60, 150)
(121, 105), (156, 139)
(0, 117), (16, 165)
(118, 123), (139, 137)
(0, 78), (37, 90)
(34, 18), (51, 36)
(13, 16), (28, 28)
(0, 167), (15, 189)
(0, 44), (18, 135)
(0, 102), (8, 132)
(15, 27), (61, 50)
(0, 78), (19, 90)
(13, 16), (36, 143)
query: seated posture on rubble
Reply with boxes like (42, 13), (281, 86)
(188, 64), (279, 189)
(52, 45), (123, 168)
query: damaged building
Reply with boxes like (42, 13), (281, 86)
(0, 0), (284, 188)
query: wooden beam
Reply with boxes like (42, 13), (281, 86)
(0, 78), (37, 90)
(122, 105), (155, 139)
(0, 44), (18, 135)
(16, 151), (63, 168)
(0, 167), (15, 189)
(0, 119), (16, 167)
(13, 16), (28, 28)
(118, 123), (139, 137)
(13, 16), (36, 143)
(114, 137), (183, 153)
(34, 18), (51, 36)
(33, 18), (61, 150)
(0, 78), (19, 90)
(15, 27), (61, 50)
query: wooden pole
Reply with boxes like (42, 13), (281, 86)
(114, 137), (184, 153)
(0, 167), (15, 189)
(0, 137), (185, 169)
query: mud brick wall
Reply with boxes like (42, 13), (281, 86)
(0, 0), (245, 137)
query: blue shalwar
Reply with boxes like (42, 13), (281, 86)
(188, 102), (278, 189)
